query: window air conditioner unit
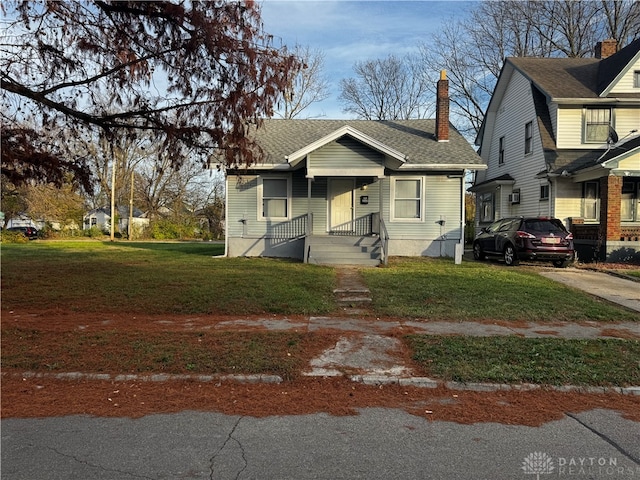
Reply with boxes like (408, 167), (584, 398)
(508, 192), (520, 204)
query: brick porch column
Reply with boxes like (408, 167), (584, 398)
(599, 175), (622, 241)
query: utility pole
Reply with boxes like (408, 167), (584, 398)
(128, 170), (134, 240)
(110, 158), (116, 241)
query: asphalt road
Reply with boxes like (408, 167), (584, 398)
(2, 408), (639, 479)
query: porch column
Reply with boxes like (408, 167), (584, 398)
(599, 175), (622, 241)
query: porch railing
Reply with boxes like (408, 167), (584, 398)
(378, 215), (389, 266)
(330, 213), (377, 236)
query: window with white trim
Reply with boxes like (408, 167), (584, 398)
(391, 177), (423, 221)
(634, 71), (640, 88)
(540, 184), (549, 201)
(584, 108), (611, 143)
(259, 176), (290, 220)
(524, 122), (533, 154)
(479, 192), (494, 223)
(582, 181), (599, 221)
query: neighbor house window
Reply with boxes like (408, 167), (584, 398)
(392, 177), (422, 221)
(584, 108), (611, 143)
(479, 192), (494, 223)
(634, 71), (640, 88)
(524, 121), (533, 154)
(540, 184), (549, 201)
(582, 181), (600, 221)
(259, 176), (290, 220)
(621, 180), (639, 222)
(498, 136), (505, 165)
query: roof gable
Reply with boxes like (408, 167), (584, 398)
(598, 38), (640, 95)
(286, 125), (407, 166)
(248, 119), (484, 171)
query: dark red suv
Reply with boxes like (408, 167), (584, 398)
(473, 217), (574, 267)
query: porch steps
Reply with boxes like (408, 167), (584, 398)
(307, 235), (381, 266)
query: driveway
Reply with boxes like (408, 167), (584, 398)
(539, 268), (640, 313)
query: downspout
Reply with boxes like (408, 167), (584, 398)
(457, 172), (465, 264)
(224, 174), (229, 257)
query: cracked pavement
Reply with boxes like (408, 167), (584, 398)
(2, 409), (639, 479)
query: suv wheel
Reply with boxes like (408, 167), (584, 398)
(473, 242), (485, 261)
(503, 244), (519, 266)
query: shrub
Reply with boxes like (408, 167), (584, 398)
(0, 230), (29, 243)
(85, 226), (106, 238)
(149, 219), (198, 240)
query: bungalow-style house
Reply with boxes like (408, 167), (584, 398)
(84, 206), (149, 236)
(225, 72), (486, 265)
(471, 39), (640, 262)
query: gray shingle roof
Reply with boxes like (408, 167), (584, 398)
(509, 57), (601, 99)
(508, 38), (640, 99)
(249, 119), (483, 168)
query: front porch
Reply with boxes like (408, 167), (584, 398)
(570, 222), (640, 262)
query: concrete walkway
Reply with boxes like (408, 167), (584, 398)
(540, 268), (640, 313)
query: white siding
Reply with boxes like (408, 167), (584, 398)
(556, 106), (586, 148)
(609, 58), (640, 94)
(615, 107), (640, 140)
(557, 105), (638, 149)
(485, 71), (549, 220)
(553, 179), (583, 225)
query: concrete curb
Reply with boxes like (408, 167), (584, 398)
(9, 371), (640, 395)
(349, 374), (640, 395)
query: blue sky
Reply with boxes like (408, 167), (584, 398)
(259, 0), (475, 118)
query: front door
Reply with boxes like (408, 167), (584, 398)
(329, 178), (354, 232)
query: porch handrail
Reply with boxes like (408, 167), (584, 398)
(304, 212), (313, 263)
(379, 216), (389, 266)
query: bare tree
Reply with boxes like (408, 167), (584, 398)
(277, 46), (331, 119)
(338, 54), (433, 120)
(1, 0), (301, 185)
(423, 0), (640, 137)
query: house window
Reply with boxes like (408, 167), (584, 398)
(584, 108), (611, 143)
(498, 136), (505, 165)
(582, 181), (600, 221)
(524, 122), (533, 154)
(479, 192), (494, 223)
(540, 184), (549, 201)
(621, 180), (639, 222)
(259, 176), (290, 220)
(634, 71), (640, 88)
(392, 178), (422, 221)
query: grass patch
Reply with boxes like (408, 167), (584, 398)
(1, 328), (333, 380)
(363, 257), (638, 321)
(1, 241), (336, 315)
(2, 242), (636, 321)
(407, 335), (640, 386)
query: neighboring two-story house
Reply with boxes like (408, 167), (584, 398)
(471, 39), (640, 262)
(224, 72), (486, 265)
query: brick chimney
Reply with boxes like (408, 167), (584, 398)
(436, 70), (449, 142)
(595, 39), (618, 59)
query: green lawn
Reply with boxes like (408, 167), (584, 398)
(407, 335), (640, 386)
(0, 241), (336, 315)
(363, 257), (638, 322)
(2, 241), (637, 320)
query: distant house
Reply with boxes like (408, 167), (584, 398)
(224, 72), (486, 265)
(471, 39), (640, 262)
(84, 206), (149, 235)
